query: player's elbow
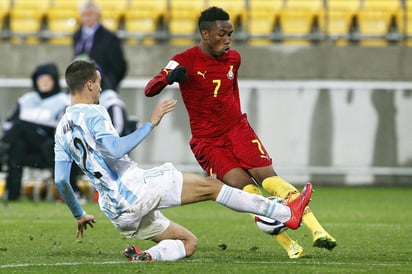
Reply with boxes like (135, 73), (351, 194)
(110, 151), (125, 159)
(104, 146), (124, 159)
(144, 88), (158, 97)
(54, 172), (69, 187)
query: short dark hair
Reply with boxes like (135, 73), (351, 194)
(65, 60), (98, 94)
(198, 6), (230, 31)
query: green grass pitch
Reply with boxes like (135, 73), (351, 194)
(0, 186), (411, 273)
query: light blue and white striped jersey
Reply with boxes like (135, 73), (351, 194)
(55, 104), (145, 219)
(99, 89), (127, 135)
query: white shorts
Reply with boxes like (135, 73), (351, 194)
(111, 162), (183, 240)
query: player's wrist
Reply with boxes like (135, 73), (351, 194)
(167, 66), (187, 84)
(76, 210), (87, 220)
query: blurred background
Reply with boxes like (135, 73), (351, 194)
(0, 0), (411, 194)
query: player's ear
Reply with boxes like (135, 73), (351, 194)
(200, 30), (208, 40)
(86, 80), (93, 91)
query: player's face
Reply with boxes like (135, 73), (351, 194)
(202, 20), (233, 57)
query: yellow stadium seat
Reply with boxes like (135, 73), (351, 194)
(0, 0), (10, 10)
(94, 0), (128, 11)
(362, 0), (401, 10)
(94, 0), (128, 31)
(52, 0), (83, 10)
(168, 0), (206, 45)
(99, 9), (122, 32)
(327, 0), (360, 8)
(0, 0), (10, 37)
(326, 0), (361, 45)
(279, 0), (324, 45)
(357, 0), (401, 46)
(10, 8), (44, 44)
(13, 0), (51, 11)
(286, 0), (324, 10)
(47, 8), (79, 45)
(247, 0), (284, 45)
(9, 0), (51, 44)
(396, 1), (412, 46)
(124, 0), (168, 45)
(207, 0), (247, 28)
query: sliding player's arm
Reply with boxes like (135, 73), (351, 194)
(99, 99), (177, 158)
(54, 159), (95, 238)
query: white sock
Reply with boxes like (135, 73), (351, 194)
(215, 184), (291, 223)
(146, 239), (186, 261)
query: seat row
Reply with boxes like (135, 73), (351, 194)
(1, 0), (411, 46)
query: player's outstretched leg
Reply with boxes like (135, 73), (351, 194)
(243, 184), (304, 259)
(262, 176), (337, 251)
(215, 182), (312, 228)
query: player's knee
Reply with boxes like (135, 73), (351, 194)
(222, 175), (251, 189)
(205, 177), (225, 199)
(230, 181), (250, 189)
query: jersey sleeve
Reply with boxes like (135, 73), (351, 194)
(144, 69), (169, 97)
(99, 122), (154, 158)
(91, 106), (120, 140)
(54, 160), (85, 219)
(54, 124), (72, 162)
(54, 127), (85, 220)
(144, 54), (187, 97)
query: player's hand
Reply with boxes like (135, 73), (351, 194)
(167, 66), (188, 84)
(149, 99), (177, 126)
(76, 214), (96, 238)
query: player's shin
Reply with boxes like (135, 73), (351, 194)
(273, 233), (304, 259)
(262, 176), (321, 230)
(242, 183), (262, 196)
(146, 239), (186, 261)
(262, 176), (299, 201)
(216, 184), (291, 223)
(262, 176), (337, 249)
(242, 184), (291, 221)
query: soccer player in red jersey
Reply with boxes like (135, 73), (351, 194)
(145, 6), (336, 258)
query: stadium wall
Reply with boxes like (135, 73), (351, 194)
(0, 44), (411, 186)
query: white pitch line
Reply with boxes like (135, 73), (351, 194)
(0, 259), (408, 269)
(0, 261), (128, 269)
(189, 260), (408, 268)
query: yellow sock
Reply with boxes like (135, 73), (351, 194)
(302, 207), (327, 235)
(272, 231), (296, 251)
(242, 184), (263, 196)
(242, 183), (296, 253)
(262, 176), (326, 236)
(261, 176), (299, 200)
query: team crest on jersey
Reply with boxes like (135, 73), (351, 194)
(227, 65), (234, 79)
